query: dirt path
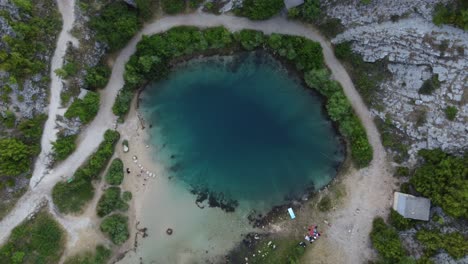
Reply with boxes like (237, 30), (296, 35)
(29, 0), (78, 188)
(0, 13), (395, 263)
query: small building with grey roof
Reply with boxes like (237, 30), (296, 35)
(393, 192), (431, 221)
(284, 0), (305, 9)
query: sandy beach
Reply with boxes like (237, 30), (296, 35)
(113, 97), (258, 264)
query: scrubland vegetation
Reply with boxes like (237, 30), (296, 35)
(52, 130), (120, 214)
(0, 211), (65, 264)
(433, 0), (468, 30)
(410, 149), (467, 219)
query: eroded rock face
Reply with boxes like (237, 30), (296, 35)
(324, 0), (467, 161)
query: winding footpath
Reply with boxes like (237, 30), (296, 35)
(0, 13), (394, 263)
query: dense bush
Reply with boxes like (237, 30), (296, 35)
(122, 191), (132, 202)
(105, 158), (124, 185)
(96, 187), (128, 217)
(238, 0), (284, 20)
(418, 75), (440, 95)
(52, 130), (120, 214)
(64, 92), (100, 124)
(0, 211), (65, 264)
(18, 114), (47, 154)
(90, 2), (141, 51)
(433, 0), (468, 30)
(100, 214), (129, 245)
(389, 209), (415, 231)
(161, 0), (185, 14)
(234, 29), (265, 50)
(64, 245), (111, 264)
(52, 134), (77, 161)
(84, 64), (111, 90)
(416, 229), (468, 259)
(444, 106), (458, 120)
(410, 149), (467, 218)
(305, 69), (372, 167)
(0, 138), (31, 176)
(287, 0), (321, 22)
(370, 217), (406, 263)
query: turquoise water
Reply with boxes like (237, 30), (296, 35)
(140, 52), (343, 210)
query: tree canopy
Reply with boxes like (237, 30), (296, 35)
(410, 149), (468, 218)
(90, 2), (141, 51)
(238, 0), (284, 20)
(0, 138), (31, 176)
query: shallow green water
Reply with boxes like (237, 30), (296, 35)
(140, 52), (343, 210)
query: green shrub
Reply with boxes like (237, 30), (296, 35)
(235, 29), (265, 50)
(370, 217), (405, 263)
(1, 110), (16, 128)
(64, 92), (100, 124)
(416, 229), (468, 259)
(84, 64), (111, 90)
(395, 166), (410, 177)
(122, 191), (132, 202)
(105, 158), (124, 185)
(433, 0), (468, 30)
(100, 214), (129, 245)
(304, 69), (372, 167)
(52, 130), (120, 214)
(161, 0), (185, 14)
(239, 0), (284, 20)
(0, 138), (31, 176)
(418, 75), (440, 95)
(96, 187), (128, 217)
(318, 196), (332, 211)
(410, 149), (467, 218)
(55, 62), (77, 79)
(18, 114), (47, 146)
(444, 106), (458, 120)
(334, 42), (353, 60)
(0, 211), (65, 264)
(64, 245), (111, 264)
(90, 2), (141, 51)
(52, 134), (77, 161)
(296, 0), (321, 22)
(389, 209), (415, 231)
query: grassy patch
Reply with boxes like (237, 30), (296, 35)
(0, 210), (65, 264)
(418, 75), (440, 95)
(444, 106), (458, 120)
